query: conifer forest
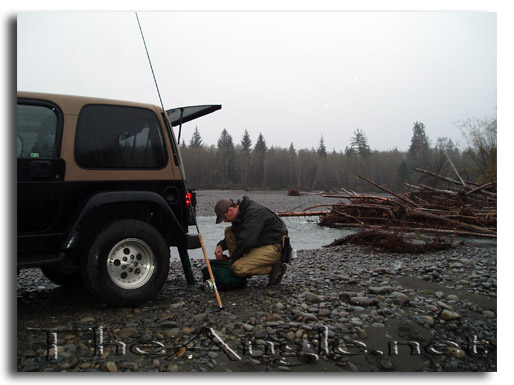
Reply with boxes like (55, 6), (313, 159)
(179, 116), (497, 193)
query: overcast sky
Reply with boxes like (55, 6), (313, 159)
(17, 11), (497, 152)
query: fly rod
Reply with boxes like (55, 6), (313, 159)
(135, 12), (223, 310)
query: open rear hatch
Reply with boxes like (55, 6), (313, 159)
(167, 105), (222, 126)
(167, 105), (221, 146)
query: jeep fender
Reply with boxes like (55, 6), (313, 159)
(64, 191), (186, 250)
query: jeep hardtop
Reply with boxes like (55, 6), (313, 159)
(17, 91), (220, 305)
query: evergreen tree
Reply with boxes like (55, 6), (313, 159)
(408, 122), (430, 166)
(189, 126), (203, 149)
(312, 135), (328, 190)
(350, 129), (371, 157)
(288, 142), (298, 188)
(317, 135), (327, 158)
(240, 130), (252, 189)
(398, 159), (410, 181)
(252, 133), (267, 188)
(241, 130), (252, 152)
(344, 145), (357, 157)
(254, 133), (267, 153)
(216, 129), (235, 186)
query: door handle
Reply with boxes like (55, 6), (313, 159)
(30, 160), (53, 178)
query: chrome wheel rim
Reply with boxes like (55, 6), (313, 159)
(106, 238), (155, 289)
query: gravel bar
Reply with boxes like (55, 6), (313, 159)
(18, 241), (496, 372)
(17, 190), (497, 372)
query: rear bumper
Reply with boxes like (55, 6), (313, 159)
(186, 234), (202, 249)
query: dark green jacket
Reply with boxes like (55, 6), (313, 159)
(219, 196), (288, 262)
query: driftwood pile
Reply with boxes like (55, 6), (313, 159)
(277, 169), (496, 240)
(324, 229), (453, 253)
(318, 171), (496, 239)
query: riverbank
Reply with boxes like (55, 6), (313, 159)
(17, 240), (496, 372)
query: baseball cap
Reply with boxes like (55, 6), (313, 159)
(215, 199), (234, 224)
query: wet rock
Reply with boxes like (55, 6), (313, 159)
(79, 316), (96, 324)
(266, 314), (283, 322)
(356, 329), (368, 339)
(193, 313), (208, 322)
(441, 310), (460, 321)
(447, 347), (466, 359)
(437, 301), (454, 310)
(21, 361), (40, 372)
(349, 297), (373, 306)
(254, 329), (267, 339)
(118, 328), (139, 339)
(368, 286), (393, 295)
(302, 292), (322, 303)
(242, 323), (254, 331)
(380, 359), (394, 370)
(102, 361), (118, 372)
(482, 311), (496, 319)
(119, 362), (139, 371)
(391, 293), (409, 305)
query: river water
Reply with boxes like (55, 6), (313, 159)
(180, 216), (352, 260)
(172, 190), (350, 260)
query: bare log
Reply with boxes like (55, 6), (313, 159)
(303, 204), (337, 211)
(446, 152), (467, 188)
(329, 223), (496, 239)
(321, 194), (354, 199)
(466, 181), (496, 196)
(412, 168), (479, 188)
(418, 184), (458, 196)
(340, 187), (360, 197)
(276, 211), (330, 217)
(406, 206), (496, 234)
(358, 175), (417, 207)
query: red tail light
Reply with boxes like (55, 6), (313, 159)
(185, 192), (192, 207)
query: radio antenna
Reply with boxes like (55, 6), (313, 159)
(134, 12), (224, 310)
(135, 12), (165, 112)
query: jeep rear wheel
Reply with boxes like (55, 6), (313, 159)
(84, 220), (170, 306)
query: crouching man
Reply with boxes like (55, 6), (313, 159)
(214, 196), (288, 286)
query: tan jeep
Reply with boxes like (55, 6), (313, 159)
(17, 91), (220, 305)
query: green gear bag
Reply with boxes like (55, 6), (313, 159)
(201, 260), (247, 291)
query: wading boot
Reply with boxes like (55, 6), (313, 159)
(266, 263), (287, 286)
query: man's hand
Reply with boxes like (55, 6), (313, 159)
(215, 245), (230, 261)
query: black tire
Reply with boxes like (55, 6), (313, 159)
(84, 220), (170, 306)
(41, 266), (82, 287)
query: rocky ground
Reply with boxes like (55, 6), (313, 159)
(16, 190), (497, 372)
(17, 241), (496, 372)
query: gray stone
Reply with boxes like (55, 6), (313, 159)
(254, 329), (267, 339)
(303, 292), (322, 303)
(368, 286), (393, 295)
(102, 361), (118, 372)
(441, 310), (460, 321)
(242, 323), (254, 331)
(482, 311), (496, 319)
(350, 297), (373, 306)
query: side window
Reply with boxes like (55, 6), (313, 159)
(17, 104), (58, 158)
(75, 105), (167, 169)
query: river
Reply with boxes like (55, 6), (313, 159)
(172, 190), (350, 260)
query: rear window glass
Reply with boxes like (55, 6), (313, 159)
(75, 105), (166, 169)
(17, 104), (59, 158)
